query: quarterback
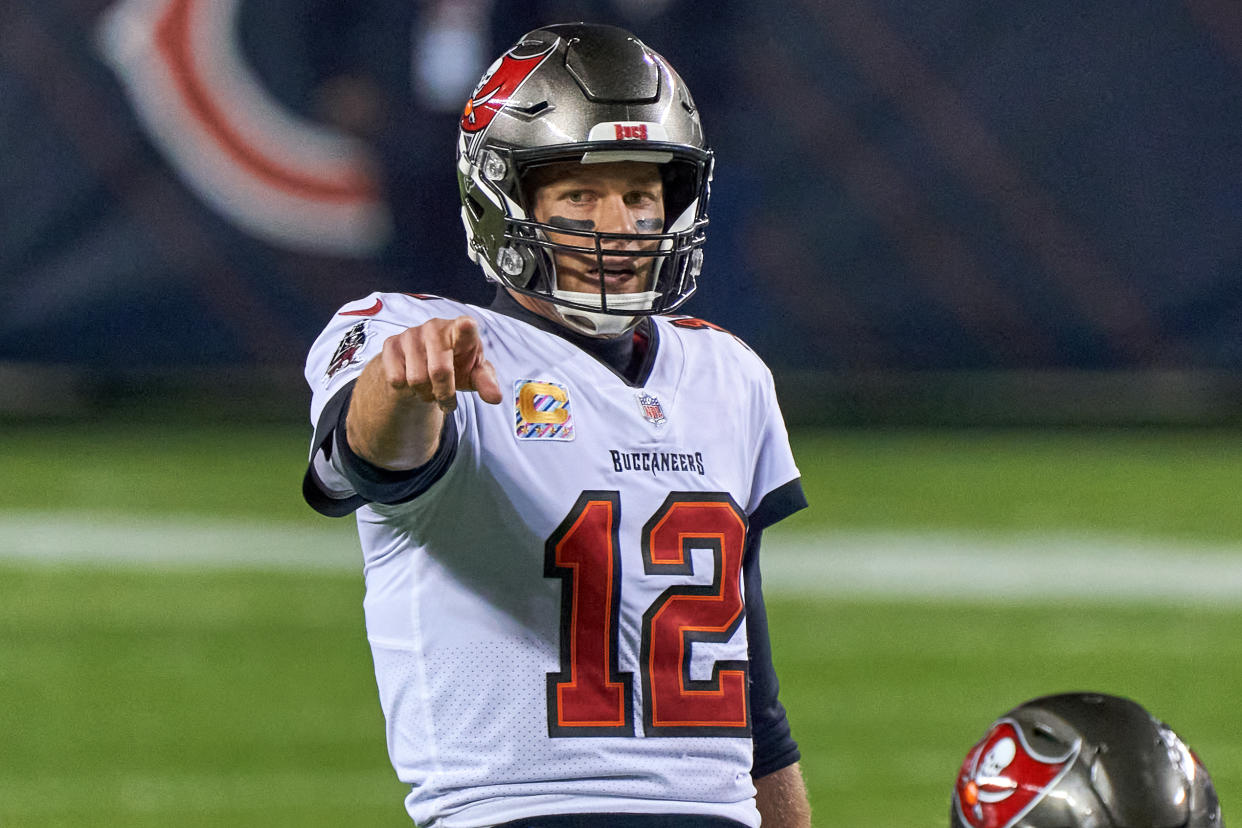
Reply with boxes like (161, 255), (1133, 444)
(303, 23), (811, 827)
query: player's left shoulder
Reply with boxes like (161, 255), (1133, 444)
(657, 314), (768, 368)
(660, 313), (748, 343)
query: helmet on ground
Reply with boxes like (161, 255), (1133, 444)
(951, 692), (1223, 828)
(455, 22), (712, 336)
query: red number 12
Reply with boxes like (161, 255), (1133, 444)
(545, 491), (750, 738)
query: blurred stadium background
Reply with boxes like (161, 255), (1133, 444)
(3, 0), (1241, 825)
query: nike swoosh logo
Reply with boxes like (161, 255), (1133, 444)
(339, 299), (383, 317)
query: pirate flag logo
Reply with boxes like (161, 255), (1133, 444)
(461, 41), (557, 134)
(953, 719), (1080, 828)
(325, 321), (369, 382)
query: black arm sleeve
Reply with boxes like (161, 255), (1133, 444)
(302, 380), (458, 515)
(745, 528), (802, 778)
(303, 381), (368, 517)
(750, 477), (808, 533)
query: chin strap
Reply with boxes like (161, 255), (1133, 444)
(550, 288), (660, 337)
(551, 286), (660, 335)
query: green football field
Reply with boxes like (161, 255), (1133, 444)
(2, 423), (1240, 826)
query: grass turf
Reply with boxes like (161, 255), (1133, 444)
(785, 426), (1242, 540)
(7, 422), (1242, 537)
(3, 567), (1238, 826)
(769, 596), (1242, 825)
(0, 566), (407, 827)
(2, 422), (1240, 825)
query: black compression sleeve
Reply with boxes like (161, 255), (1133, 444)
(750, 478), (808, 532)
(745, 529), (801, 777)
(303, 381), (368, 517)
(331, 383), (459, 505)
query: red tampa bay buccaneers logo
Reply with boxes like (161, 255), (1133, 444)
(953, 720), (1080, 828)
(461, 43), (556, 134)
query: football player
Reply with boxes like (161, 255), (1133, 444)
(303, 22), (812, 828)
(951, 692), (1223, 828)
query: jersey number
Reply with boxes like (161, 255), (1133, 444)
(545, 491), (750, 738)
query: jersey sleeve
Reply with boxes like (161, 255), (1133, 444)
(736, 355), (805, 774)
(330, 387), (460, 507)
(301, 293), (462, 516)
(747, 367), (807, 531)
(303, 381), (369, 517)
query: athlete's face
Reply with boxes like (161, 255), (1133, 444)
(526, 160), (665, 295)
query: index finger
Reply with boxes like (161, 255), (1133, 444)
(448, 315), (483, 359)
(428, 316), (486, 412)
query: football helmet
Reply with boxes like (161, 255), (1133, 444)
(951, 693), (1223, 828)
(455, 22), (712, 336)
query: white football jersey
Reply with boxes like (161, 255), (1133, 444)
(305, 293), (803, 828)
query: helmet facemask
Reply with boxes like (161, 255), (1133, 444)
(463, 146), (709, 337)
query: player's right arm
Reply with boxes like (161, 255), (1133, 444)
(346, 315), (502, 470)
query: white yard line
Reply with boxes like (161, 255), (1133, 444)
(763, 529), (1242, 603)
(1, 512), (1240, 603)
(0, 511), (362, 571)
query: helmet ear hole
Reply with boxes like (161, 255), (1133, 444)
(464, 193), (485, 222)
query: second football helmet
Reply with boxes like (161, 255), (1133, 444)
(455, 22), (712, 336)
(951, 692), (1223, 828)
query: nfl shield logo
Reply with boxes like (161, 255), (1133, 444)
(635, 391), (667, 427)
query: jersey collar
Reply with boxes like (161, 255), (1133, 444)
(488, 287), (659, 387)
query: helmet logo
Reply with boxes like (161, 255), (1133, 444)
(615, 123), (648, 140)
(461, 43), (556, 134)
(954, 720), (1080, 828)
